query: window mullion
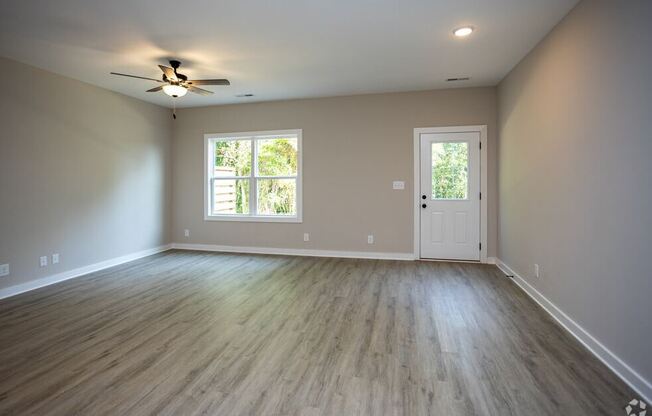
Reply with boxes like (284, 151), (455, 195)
(250, 138), (257, 216)
(210, 177), (215, 215)
(255, 175), (297, 180)
(209, 140), (215, 215)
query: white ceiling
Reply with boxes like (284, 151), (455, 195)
(0, 0), (577, 108)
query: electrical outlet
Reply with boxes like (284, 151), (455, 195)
(39, 256), (48, 267)
(534, 264), (540, 278)
(367, 235), (374, 244)
(0, 264), (9, 277)
(184, 229), (190, 237)
(52, 253), (60, 264)
(303, 233), (310, 242)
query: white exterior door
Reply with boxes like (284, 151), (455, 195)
(419, 132), (480, 260)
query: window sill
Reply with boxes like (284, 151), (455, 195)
(204, 215), (302, 223)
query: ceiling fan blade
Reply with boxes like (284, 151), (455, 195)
(187, 79), (230, 86)
(110, 72), (163, 82)
(188, 86), (214, 96)
(146, 86), (164, 92)
(159, 65), (178, 82)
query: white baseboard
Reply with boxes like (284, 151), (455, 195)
(171, 242), (416, 261)
(0, 244), (172, 300)
(496, 259), (652, 403)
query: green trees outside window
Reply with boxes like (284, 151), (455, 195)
(431, 142), (468, 199)
(213, 137), (298, 215)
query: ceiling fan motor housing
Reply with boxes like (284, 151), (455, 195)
(163, 73), (187, 83)
(162, 60), (187, 83)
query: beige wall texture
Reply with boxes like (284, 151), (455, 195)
(172, 88), (497, 256)
(0, 57), (172, 291)
(498, 0), (652, 390)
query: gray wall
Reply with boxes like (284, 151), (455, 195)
(172, 88), (498, 256)
(0, 57), (172, 291)
(498, 0), (652, 388)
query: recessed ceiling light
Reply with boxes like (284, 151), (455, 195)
(453, 26), (474, 37)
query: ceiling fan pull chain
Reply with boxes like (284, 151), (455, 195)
(172, 99), (177, 120)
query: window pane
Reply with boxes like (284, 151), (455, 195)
(257, 179), (296, 216)
(214, 140), (251, 177)
(213, 179), (250, 214)
(256, 137), (298, 176)
(431, 142), (468, 199)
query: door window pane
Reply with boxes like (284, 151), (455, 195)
(431, 142), (468, 199)
(256, 137), (298, 176)
(214, 140), (251, 177)
(257, 179), (297, 215)
(213, 179), (250, 214)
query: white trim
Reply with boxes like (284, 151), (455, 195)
(0, 244), (172, 300)
(172, 243), (416, 261)
(203, 215), (302, 223)
(413, 125), (488, 263)
(204, 130), (302, 139)
(203, 129), (303, 223)
(496, 259), (652, 403)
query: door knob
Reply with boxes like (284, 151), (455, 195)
(421, 195), (427, 200)
(421, 203), (427, 209)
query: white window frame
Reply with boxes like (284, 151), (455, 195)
(204, 129), (302, 223)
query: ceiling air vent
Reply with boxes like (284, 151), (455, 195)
(446, 77), (470, 82)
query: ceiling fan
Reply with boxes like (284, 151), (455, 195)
(110, 60), (230, 98)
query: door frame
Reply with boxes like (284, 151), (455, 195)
(413, 125), (488, 263)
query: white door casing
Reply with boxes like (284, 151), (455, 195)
(416, 129), (482, 261)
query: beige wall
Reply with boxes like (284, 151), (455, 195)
(172, 88), (497, 256)
(0, 57), (172, 291)
(498, 0), (652, 390)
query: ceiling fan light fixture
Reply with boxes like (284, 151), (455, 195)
(163, 84), (187, 97)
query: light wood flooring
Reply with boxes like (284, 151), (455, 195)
(0, 250), (635, 415)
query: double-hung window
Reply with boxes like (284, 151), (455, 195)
(204, 129), (302, 222)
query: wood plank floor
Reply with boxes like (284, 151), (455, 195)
(0, 250), (635, 415)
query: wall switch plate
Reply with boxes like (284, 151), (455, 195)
(52, 253), (60, 264)
(303, 233), (310, 242)
(0, 264), (9, 277)
(392, 181), (405, 190)
(534, 264), (540, 278)
(184, 229), (190, 237)
(39, 256), (48, 267)
(367, 235), (374, 244)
